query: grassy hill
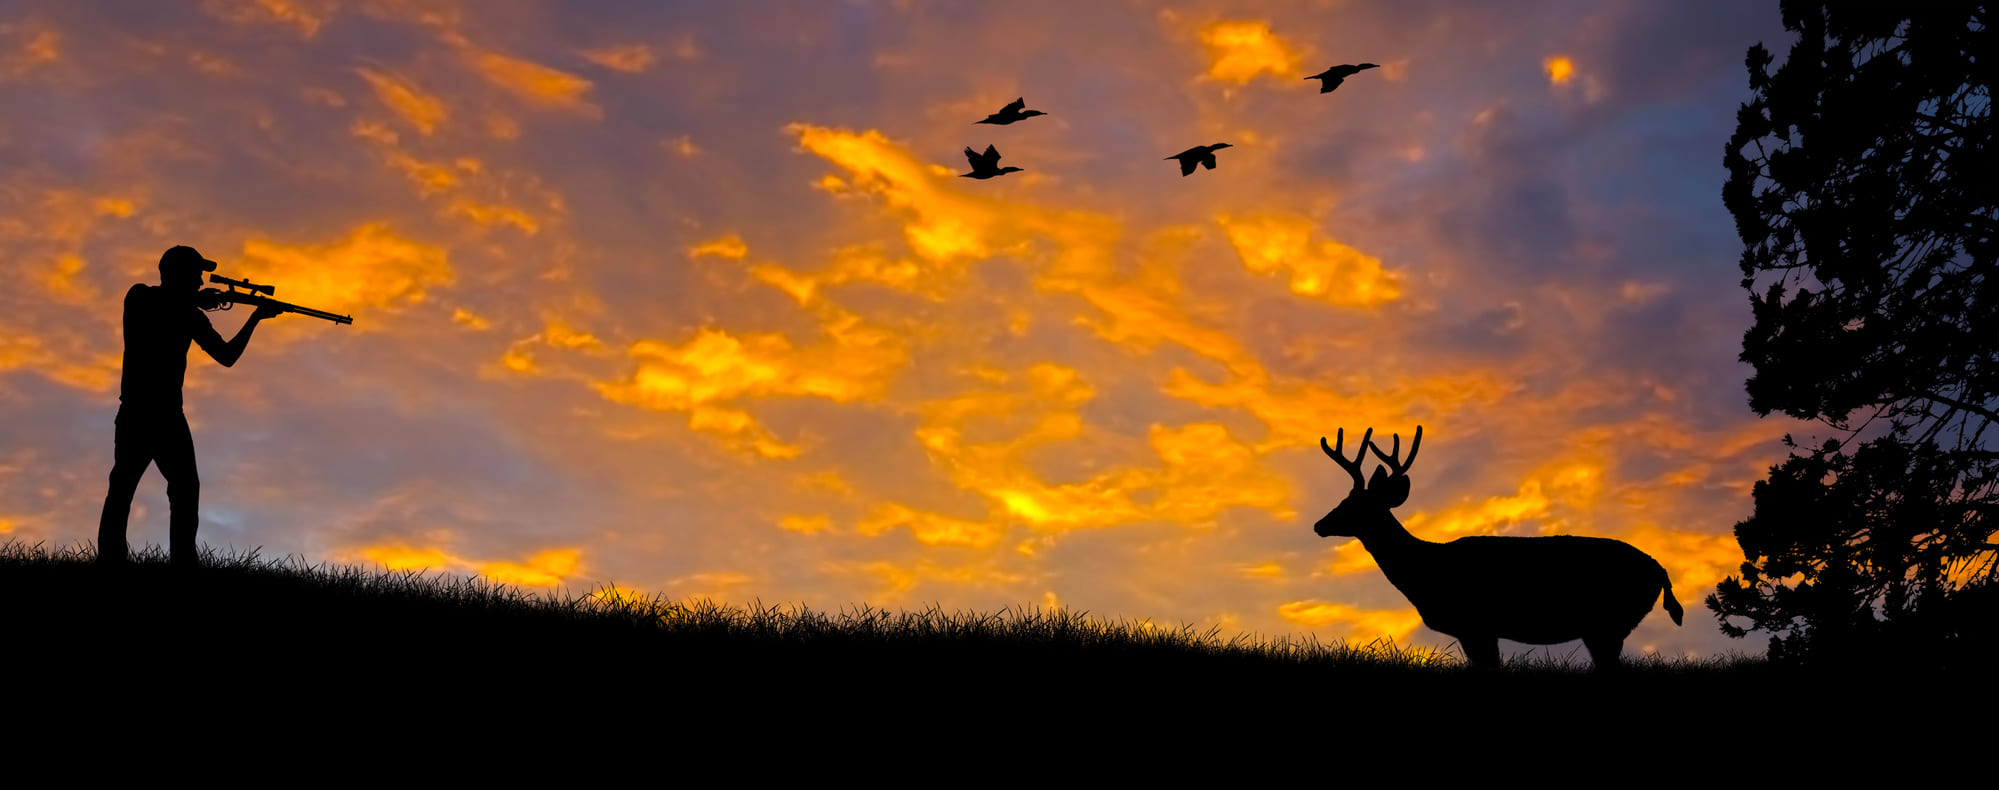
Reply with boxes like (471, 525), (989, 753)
(1, 540), (1954, 767)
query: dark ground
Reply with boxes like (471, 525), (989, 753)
(1, 546), (1976, 776)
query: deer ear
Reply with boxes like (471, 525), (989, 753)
(1380, 475), (1412, 508)
(1368, 465), (1390, 490)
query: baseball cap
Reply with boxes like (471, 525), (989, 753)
(159, 245), (218, 273)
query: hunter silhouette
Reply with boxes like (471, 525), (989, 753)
(97, 245), (283, 568)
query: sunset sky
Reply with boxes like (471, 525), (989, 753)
(0, 0), (1803, 659)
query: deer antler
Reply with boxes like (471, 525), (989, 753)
(1366, 425), (1422, 476)
(1321, 428), (1372, 489)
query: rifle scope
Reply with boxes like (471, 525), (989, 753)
(210, 274), (275, 296)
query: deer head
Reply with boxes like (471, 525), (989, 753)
(1314, 426), (1421, 538)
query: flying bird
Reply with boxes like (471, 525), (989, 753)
(960, 144), (1023, 179)
(1305, 63), (1380, 94)
(1165, 143), (1232, 176)
(975, 97), (1046, 125)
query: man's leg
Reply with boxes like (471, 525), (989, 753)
(96, 408), (152, 566)
(153, 413), (201, 568)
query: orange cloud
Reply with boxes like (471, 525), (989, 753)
(1218, 215), (1403, 307)
(1621, 523), (1746, 603)
(1147, 422), (1294, 523)
(448, 199), (539, 234)
(201, 0), (333, 38)
(383, 151), (458, 194)
(1543, 55), (1575, 85)
(790, 124), (1031, 267)
(1401, 460), (1605, 540)
(479, 548), (582, 587)
(187, 51), (243, 78)
(36, 254), (94, 303)
(750, 247), (928, 305)
(1277, 600), (1425, 643)
(687, 234), (748, 260)
(355, 544), (582, 588)
(579, 43), (655, 73)
(464, 48), (602, 119)
(355, 67), (446, 135)
(857, 502), (1005, 548)
(0, 333), (121, 392)
(1197, 21), (1306, 84)
(663, 135), (699, 158)
(1, 20), (60, 80)
(827, 559), (1029, 602)
(591, 310), (907, 456)
(451, 308), (490, 330)
(235, 223), (453, 320)
(778, 514), (832, 534)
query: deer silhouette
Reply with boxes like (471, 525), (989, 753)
(1314, 426), (1683, 670)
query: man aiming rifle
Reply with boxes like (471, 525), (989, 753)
(96, 245), (349, 569)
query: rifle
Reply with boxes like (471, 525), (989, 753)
(199, 274), (354, 325)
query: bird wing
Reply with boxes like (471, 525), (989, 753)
(1201, 155), (1217, 170)
(1179, 156), (1197, 176)
(1003, 97), (1026, 113)
(963, 146), (981, 166)
(983, 144), (1000, 164)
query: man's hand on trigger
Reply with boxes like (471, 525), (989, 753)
(252, 302), (285, 320)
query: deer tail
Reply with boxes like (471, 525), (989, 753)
(1659, 566), (1684, 626)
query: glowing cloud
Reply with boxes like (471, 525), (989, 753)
(448, 199), (539, 234)
(664, 135), (699, 158)
(579, 44), (655, 73)
(451, 308), (490, 330)
(1198, 21), (1305, 84)
(790, 124), (1007, 265)
(687, 234), (749, 260)
(464, 48), (602, 119)
(1400, 461), (1604, 541)
(1218, 215), (1402, 308)
(857, 502), (1005, 548)
(356, 545), (582, 588)
(1, 21), (59, 80)
(1277, 600), (1425, 643)
(355, 67), (447, 135)
(592, 316), (907, 456)
(201, 0), (333, 38)
(1147, 422), (1294, 523)
(1544, 55), (1576, 85)
(778, 514), (832, 534)
(235, 223), (454, 318)
(0, 333), (120, 392)
(828, 559), (1029, 602)
(479, 548), (582, 587)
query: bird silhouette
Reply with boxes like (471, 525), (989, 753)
(1305, 63), (1380, 94)
(975, 97), (1046, 125)
(1165, 143), (1232, 176)
(960, 144), (1023, 179)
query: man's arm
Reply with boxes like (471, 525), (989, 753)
(194, 303), (284, 367)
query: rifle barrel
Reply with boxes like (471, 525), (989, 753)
(220, 292), (354, 325)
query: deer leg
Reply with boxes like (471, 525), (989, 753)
(1583, 634), (1624, 672)
(1460, 635), (1501, 669)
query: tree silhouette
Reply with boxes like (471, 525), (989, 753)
(1710, 2), (1994, 667)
